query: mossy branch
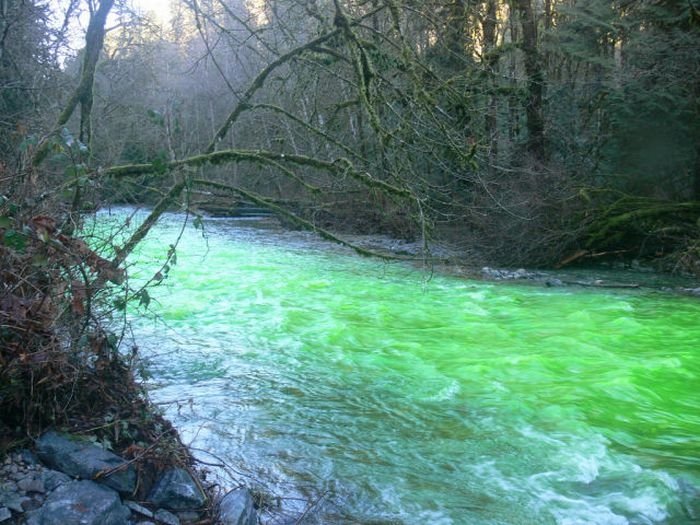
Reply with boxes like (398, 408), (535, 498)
(104, 149), (413, 199)
(585, 198), (700, 247)
(194, 179), (412, 261)
(252, 103), (364, 161)
(112, 180), (187, 268)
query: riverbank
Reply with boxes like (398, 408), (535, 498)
(0, 432), (262, 525)
(318, 218), (700, 294)
(0, 207), (260, 524)
(0, 389), (260, 525)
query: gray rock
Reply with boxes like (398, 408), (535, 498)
(482, 266), (545, 281)
(481, 266), (499, 278)
(21, 497), (42, 511)
(0, 491), (29, 512)
(25, 480), (130, 525)
(36, 431), (136, 494)
(125, 501), (154, 519)
(147, 469), (206, 511)
(19, 449), (39, 465)
(514, 268), (528, 278)
(0, 484), (16, 501)
(219, 488), (257, 525)
(177, 511), (200, 522)
(0, 508), (11, 523)
(10, 470), (26, 482)
(41, 470), (70, 491)
(154, 509), (180, 525)
(18, 474), (45, 493)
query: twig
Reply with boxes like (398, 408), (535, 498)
(93, 428), (176, 482)
(294, 490), (329, 525)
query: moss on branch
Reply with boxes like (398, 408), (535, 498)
(104, 149), (414, 199)
(194, 179), (415, 261)
(583, 195), (700, 255)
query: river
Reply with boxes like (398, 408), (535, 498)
(96, 209), (700, 524)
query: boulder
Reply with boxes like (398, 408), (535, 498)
(41, 470), (70, 492)
(177, 511), (201, 522)
(154, 508), (180, 525)
(147, 468), (206, 511)
(0, 487), (29, 512)
(25, 480), (130, 525)
(17, 473), (46, 493)
(18, 449), (39, 466)
(36, 431), (136, 494)
(219, 488), (257, 525)
(124, 500), (154, 519)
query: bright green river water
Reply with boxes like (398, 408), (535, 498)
(99, 209), (700, 524)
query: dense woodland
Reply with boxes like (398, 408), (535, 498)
(0, 0), (699, 485)
(1, 0), (699, 269)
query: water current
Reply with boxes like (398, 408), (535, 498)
(97, 209), (700, 524)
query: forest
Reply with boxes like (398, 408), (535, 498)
(2, 0), (699, 269)
(1, 1), (700, 523)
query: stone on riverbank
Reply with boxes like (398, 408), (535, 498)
(25, 480), (131, 525)
(147, 468), (206, 511)
(219, 487), (257, 525)
(481, 266), (546, 280)
(154, 508), (181, 525)
(36, 431), (136, 494)
(4, 435), (258, 524)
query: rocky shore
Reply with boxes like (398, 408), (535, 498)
(0, 432), (258, 525)
(479, 266), (700, 296)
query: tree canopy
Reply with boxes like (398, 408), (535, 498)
(2, 0), (700, 269)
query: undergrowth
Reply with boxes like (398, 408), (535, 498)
(0, 177), (200, 501)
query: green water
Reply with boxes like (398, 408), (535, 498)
(102, 209), (700, 524)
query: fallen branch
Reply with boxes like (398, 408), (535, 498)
(93, 428), (176, 483)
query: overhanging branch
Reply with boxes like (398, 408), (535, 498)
(104, 148), (413, 199)
(194, 179), (411, 261)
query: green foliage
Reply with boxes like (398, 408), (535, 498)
(147, 109), (166, 127)
(2, 229), (28, 252)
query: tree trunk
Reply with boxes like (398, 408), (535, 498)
(513, 0), (545, 160)
(444, 0), (468, 68)
(32, 0), (114, 165)
(694, 142), (700, 200)
(483, 0), (499, 171)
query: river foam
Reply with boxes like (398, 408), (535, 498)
(92, 209), (700, 524)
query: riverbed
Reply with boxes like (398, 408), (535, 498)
(96, 209), (700, 524)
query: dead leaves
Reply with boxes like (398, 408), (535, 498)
(1, 210), (128, 431)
